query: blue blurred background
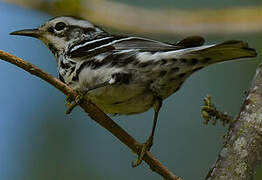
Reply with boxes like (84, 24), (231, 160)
(0, 1), (262, 179)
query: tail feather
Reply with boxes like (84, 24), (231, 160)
(189, 40), (257, 64)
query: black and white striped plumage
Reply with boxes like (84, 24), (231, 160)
(10, 16), (257, 166)
(38, 16), (257, 115)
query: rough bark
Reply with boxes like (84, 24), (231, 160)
(206, 65), (262, 180)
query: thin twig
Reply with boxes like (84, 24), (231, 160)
(0, 50), (181, 180)
(201, 95), (234, 126)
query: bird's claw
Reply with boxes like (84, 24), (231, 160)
(66, 90), (86, 114)
(132, 137), (153, 167)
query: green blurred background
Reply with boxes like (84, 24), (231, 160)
(0, 0), (262, 179)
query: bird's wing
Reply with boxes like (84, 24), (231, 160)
(68, 35), (205, 58)
(112, 37), (178, 51)
(113, 36), (205, 51)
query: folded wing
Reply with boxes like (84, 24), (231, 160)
(68, 35), (206, 58)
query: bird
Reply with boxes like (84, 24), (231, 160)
(10, 16), (257, 167)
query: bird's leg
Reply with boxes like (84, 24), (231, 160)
(132, 97), (162, 167)
(66, 81), (110, 114)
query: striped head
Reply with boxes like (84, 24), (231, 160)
(10, 16), (107, 57)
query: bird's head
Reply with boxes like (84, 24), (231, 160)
(10, 16), (106, 56)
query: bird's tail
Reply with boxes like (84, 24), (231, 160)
(176, 40), (257, 65)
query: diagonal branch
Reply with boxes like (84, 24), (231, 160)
(0, 50), (181, 180)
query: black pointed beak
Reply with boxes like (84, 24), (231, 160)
(10, 28), (41, 38)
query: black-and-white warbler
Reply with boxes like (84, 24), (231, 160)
(10, 16), (257, 166)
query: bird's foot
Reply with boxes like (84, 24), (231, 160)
(66, 89), (86, 114)
(132, 137), (153, 167)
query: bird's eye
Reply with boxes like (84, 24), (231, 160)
(54, 22), (66, 31)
